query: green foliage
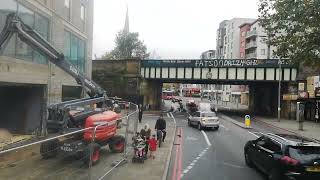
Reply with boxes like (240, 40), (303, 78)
(258, 0), (320, 66)
(101, 31), (149, 60)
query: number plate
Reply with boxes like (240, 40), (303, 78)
(60, 146), (73, 152)
(306, 166), (320, 172)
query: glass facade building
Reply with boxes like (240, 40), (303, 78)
(0, 0), (49, 64)
(0, 0), (87, 72)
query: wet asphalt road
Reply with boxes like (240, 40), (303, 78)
(165, 98), (292, 180)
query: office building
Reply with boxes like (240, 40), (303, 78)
(0, 0), (94, 134)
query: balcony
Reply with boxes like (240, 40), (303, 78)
(245, 52), (257, 59)
(245, 41), (257, 49)
(246, 29), (257, 38)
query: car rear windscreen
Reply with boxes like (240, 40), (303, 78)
(289, 146), (320, 163)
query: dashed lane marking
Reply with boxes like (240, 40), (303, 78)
(180, 148), (209, 178)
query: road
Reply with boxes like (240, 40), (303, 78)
(166, 100), (290, 180)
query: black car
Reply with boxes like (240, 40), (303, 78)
(244, 133), (320, 180)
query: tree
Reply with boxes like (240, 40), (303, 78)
(258, 0), (320, 66)
(101, 31), (149, 60)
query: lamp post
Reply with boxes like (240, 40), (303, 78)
(278, 58), (282, 122)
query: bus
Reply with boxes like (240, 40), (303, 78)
(182, 88), (201, 97)
(162, 90), (174, 100)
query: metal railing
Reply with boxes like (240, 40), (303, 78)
(245, 41), (257, 49)
(0, 101), (139, 180)
(246, 29), (257, 38)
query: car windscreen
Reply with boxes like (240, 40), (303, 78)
(201, 112), (216, 117)
(289, 146), (320, 163)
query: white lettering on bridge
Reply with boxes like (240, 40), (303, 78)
(194, 59), (259, 68)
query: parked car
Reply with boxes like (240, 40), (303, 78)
(187, 111), (219, 130)
(244, 133), (320, 180)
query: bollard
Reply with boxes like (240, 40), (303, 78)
(245, 115), (251, 128)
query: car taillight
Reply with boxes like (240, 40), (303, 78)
(281, 156), (299, 165)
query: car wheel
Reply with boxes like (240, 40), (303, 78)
(40, 139), (59, 159)
(244, 151), (253, 168)
(83, 143), (101, 167)
(215, 126), (219, 130)
(197, 123), (202, 130)
(268, 168), (281, 180)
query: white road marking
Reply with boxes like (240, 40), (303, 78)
(220, 124), (229, 131)
(167, 113), (170, 118)
(220, 162), (246, 169)
(201, 130), (212, 146)
(169, 112), (176, 125)
(181, 148), (208, 178)
(248, 131), (260, 138)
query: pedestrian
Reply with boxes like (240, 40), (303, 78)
(155, 114), (166, 142)
(138, 104), (143, 123)
(148, 134), (157, 159)
(140, 123), (151, 155)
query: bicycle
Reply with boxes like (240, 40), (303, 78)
(156, 129), (164, 147)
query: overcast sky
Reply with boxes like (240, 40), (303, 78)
(93, 0), (259, 59)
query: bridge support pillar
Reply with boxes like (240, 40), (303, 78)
(140, 80), (162, 110)
(249, 83), (278, 117)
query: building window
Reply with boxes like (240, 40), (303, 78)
(64, 0), (70, 21)
(0, 0), (49, 64)
(261, 49), (266, 55)
(64, 30), (86, 72)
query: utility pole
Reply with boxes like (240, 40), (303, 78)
(278, 58), (282, 122)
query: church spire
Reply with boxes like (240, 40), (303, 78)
(123, 6), (129, 33)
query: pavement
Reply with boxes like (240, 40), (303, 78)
(106, 112), (176, 180)
(253, 116), (320, 141)
(220, 111), (320, 141)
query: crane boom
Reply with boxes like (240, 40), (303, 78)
(0, 13), (110, 132)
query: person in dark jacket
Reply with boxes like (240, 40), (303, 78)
(155, 114), (166, 142)
(138, 104), (143, 123)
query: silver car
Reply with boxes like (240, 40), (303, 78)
(187, 111), (219, 130)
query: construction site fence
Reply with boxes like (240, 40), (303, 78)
(0, 101), (139, 180)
